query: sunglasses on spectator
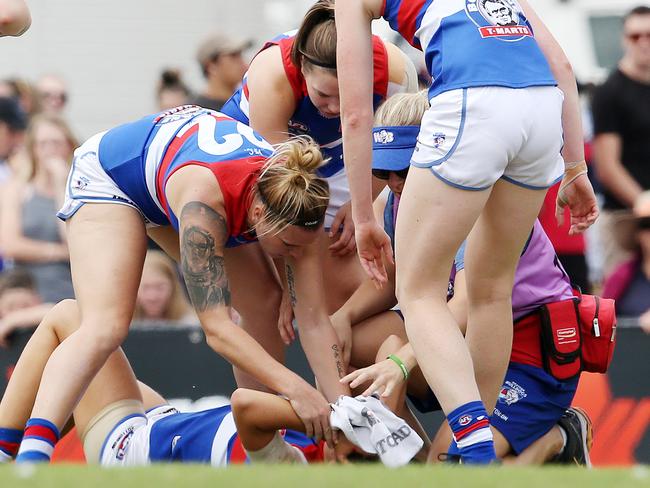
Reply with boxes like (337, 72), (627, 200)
(638, 217), (650, 230)
(372, 168), (410, 180)
(626, 32), (650, 42)
(42, 91), (68, 103)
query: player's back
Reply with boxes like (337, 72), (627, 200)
(381, 0), (555, 97)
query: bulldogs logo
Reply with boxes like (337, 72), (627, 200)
(73, 175), (90, 191)
(432, 132), (446, 148)
(465, 0), (533, 41)
(498, 380), (527, 406)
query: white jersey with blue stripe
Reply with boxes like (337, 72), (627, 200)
(381, 0), (556, 97)
(96, 105), (273, 228)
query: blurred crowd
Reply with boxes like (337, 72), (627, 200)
(0, 6), (649, 346)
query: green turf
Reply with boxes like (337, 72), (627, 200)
(1, 465), (649, 488)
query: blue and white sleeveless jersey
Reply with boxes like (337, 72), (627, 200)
(381, 0), (556, 97)
(96, 105), (273, 228)
(146, 405), (320, 465)
(221, 31), (390, 179)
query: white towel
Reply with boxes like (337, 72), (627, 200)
(329, 395), (423, 467)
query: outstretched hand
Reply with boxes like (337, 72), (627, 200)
(354, 220), (393, 288)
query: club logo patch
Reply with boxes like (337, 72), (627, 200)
(432, 132), (446, 148)
(465, 0), (532, 41)
(498, 380), (527, 405)
(73, 176), (90, 190)
(373, 129), (394, 144)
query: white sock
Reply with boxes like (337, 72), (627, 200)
(0, 449), (12, 463)
(557, 426), (568, 454)
(245, 432), (307, 464)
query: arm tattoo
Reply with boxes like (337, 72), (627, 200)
(180, 202), (231, 312)
(285, 263), (297, 307)
(332, 344), (345, 378)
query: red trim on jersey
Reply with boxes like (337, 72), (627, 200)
(397, 0), (427, 48)
(271, 35), (391, 102)
(228, 435), (248, 464)
(371, 36), (389, 98)
(155, 123), (200, 221)
(277, 37), (307, 102)
(161, 157), (264, 239)
(455, 418), (490, 440)
(380, 0), (387, 16)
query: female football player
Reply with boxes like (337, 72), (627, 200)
(13, 105), (348, 462)
(335, 0), (598, 463)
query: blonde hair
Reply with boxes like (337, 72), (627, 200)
(374, 90), (430, 127)
(256, 136), (330, 235)
(21, 113), (77, 182)
(134, 250), (193, 322)
(291, 0), (337, 71)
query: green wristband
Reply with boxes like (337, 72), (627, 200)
(387, 354), (409, 381)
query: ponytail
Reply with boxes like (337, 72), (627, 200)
(291, 0), (337, 71)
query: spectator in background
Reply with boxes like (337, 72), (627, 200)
(0, 114), (76, 303)
(156, 68), (190, 111)
(0, 0), (31, 37)
(0, 78), (40, 117)
(0, 96), (26, 182)
(0, 269), (52, 347)
(192, 33), (251, 111)
(602, 191), (650, 333)
(36, 74), (68, 116)
(133, 250), (198, 326)
(592, 6), (650, 275)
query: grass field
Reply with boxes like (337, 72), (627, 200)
(1, 465), (649, 488)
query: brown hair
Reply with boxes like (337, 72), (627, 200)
(256, 136), (330, 235)
(291, 0), (337, 72)
(374, 90), (430, 127)
(134, 250), (194, 322)
(157, 69), (190, 99)
(22, 113), (77, 182)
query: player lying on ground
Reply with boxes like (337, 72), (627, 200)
(0, 299), (365, 465)
(330, 92), (593, 466)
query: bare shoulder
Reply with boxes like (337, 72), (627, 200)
(164, 165), (225, 218)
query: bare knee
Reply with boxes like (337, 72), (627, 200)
(77, 317), (130, 357)
(230, 388), (257, 423)
(47, 299), (81, 340)
(376, 334), (406, 362)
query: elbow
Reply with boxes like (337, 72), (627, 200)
(341, 108), (374, 133)
(204, 322), (231, 355)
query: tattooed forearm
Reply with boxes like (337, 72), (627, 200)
(332, 344), (345, 378)
(285, 263), (297, 308)
(180, 202), (231, 312)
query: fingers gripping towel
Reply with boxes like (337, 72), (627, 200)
(330, 395), (423, 467)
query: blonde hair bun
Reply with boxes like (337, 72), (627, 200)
(256, 136), (330, 234)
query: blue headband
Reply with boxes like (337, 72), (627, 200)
(372, 125), (419, 172)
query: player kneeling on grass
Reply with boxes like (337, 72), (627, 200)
(330, 91), (610, 466)
(0, 299), (364, 466)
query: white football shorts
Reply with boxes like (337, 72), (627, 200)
(411, 85), (565, 190)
